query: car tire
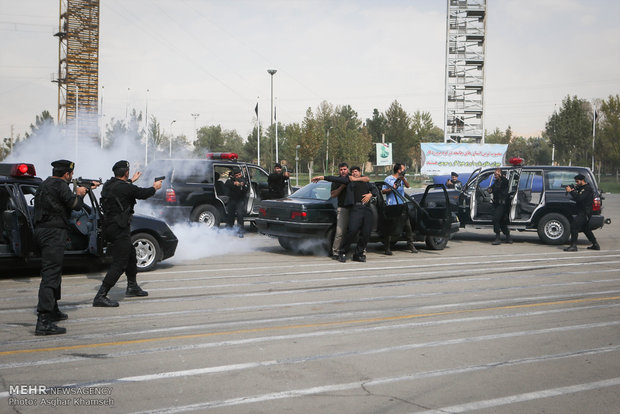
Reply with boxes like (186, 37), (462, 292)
(131, 232), (161, 272)
(278, 236), (295, 251)
(191, 204), (220, 228)
(537, 212), (570, 245)
(425, 235), (448, 250)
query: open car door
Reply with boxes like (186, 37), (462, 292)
(1, 183), (35, 258)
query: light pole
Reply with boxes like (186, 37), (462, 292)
(145, 89), (150, 166)
(295, 144), (301, 187)
(75, 84), (79, 161)
(325, 126), (332, 175)
(268, 69), (277, 165)
(169, 120), (176, 158)
(99, 85), (104, 148)
(191, 113), (200, 142)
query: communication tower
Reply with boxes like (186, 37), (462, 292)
(53, 0), (100, 138)
(443, 0), (486, 143)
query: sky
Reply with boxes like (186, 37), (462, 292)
(1, 0), (619, 147)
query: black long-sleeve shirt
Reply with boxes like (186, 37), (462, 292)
(323, 175), (378, 206)
(34, 177), (84, 229)
(569, 182), (594, 216)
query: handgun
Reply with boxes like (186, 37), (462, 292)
(154, 176), (165, 182)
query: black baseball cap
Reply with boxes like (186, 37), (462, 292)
(51, 159), (74, 174)
(574, 173), (586, 181)
(112, 160), (130, 171)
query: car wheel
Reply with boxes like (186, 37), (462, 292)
(191, 204), (220, 228)
(132, 233), (161, 272)
(537, 213), (570, 245)
(278, 236), (295, 251)
(425, 235), (448, 250)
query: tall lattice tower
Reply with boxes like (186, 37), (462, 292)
(443, 0), (486, 143)
(54, 0), (100, 139)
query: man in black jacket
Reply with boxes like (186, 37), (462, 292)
(225, 167), (249, 237)
(489, 168), (512, 245)
(266, 163), (290, 199)
(564, 174), (600, 251)
(34, 160), (90, 335)
(314, 166), (378, 262)
(93, 160), (162, 307)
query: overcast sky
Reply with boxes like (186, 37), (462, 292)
(2, 0), (619, 145)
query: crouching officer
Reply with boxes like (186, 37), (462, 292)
(564, 173), (600, 251)
(93, 161), (162, 307)
(489, 168), (512, 245)
(34, 160), (90, 335)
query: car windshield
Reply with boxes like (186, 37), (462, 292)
(289, 181), (332, 201)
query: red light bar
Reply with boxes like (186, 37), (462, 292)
(508, 157), (524, 166)
(205, 152), (238, 160)
(259, 207), (267, 217)
(10, 163), (36, 177)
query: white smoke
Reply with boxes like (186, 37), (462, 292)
(168, 224), (265, 263)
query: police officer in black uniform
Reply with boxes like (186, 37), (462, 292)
(34, 159), (90, 335)
(564, 173), (600, 251)
(266, 163), (290, 199)
(445, 172), (462, 189)
(224, 167), (249, 237)
(93, 161), (162, 307)
(315, 166), (378, 263)
(489, 168), (512, 245)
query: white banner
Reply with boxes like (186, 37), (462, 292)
(420, 143), (508, 175)
(375, 143), (393, 166)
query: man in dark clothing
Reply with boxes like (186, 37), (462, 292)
(489, 168), (512, 245)
(93, 160), (162, 307)
(267, 163), (290, 199)
(225, 167), (249, 237)
(564, 174), (600, 251)
(34, 159), (90, 335)
(445, 172), (462, 189)
(314, 166), (377, 262)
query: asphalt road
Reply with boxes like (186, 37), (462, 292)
(1, 195), (619, 413)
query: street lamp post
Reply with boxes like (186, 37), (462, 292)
(295, 145), (301, 187)
(268, 69), (277, 165)
(325, 126), (332, 175)
(169, 120), (176, 158)
(145, 89), (150, 166)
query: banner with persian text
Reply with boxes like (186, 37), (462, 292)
(420, 143), (508, 175)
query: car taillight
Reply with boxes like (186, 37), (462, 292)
(291, 211), (307, 220)
(165, 188), (177, 203)
(592, 197), (601, 212)
(259, 207), (267, 217)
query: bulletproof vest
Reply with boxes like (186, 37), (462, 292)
(101, 180), (132, 228)
(34, 180), (70, 226)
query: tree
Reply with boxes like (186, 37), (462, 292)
(545, 95), (591, 166)
(597, 94), (620, 175)
(194, 125), (226, 154)
(25, 110), (55, 139)
(300, 107), (322, 177)
(384, 100), (413, 166)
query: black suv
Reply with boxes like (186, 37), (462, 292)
(421, 162), (607, 245)
(140, 153), (292, 228)
(0, 163), (178, 272)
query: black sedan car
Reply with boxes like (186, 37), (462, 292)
(254, 180), (459, 254)
(0, 163), (178, 272)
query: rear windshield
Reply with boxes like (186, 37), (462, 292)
(290, 181), (332, 201)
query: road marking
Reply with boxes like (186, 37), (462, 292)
(413, 377), (620, 413)
(123, 346), (620, 413)
(1, 295), (619, 356)
(3, 303), (619, 372)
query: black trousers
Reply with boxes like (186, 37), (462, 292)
(35, 227), (67, 315)
(227, 198), (245, 229)
(384, 217), (414, 248)
(492, 203), (510, 235)
(102, 226), (137, 288)
(570, 212), (597, 245)
(340, 205), (373, 256)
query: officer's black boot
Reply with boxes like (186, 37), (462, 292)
(93, 284), (119, 307)
(126, 281), (148, 297)
(407, 241), (418, 253)
(587, 242), (600, 250)
(51, 303), (68, 322)
(492, 233), (501, 245)
(564, 244), (578, 252)
(35, 313), (66, 336)
(504, 230), (513, 244)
